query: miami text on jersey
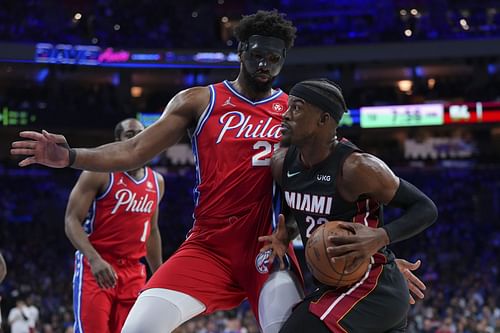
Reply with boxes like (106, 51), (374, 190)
(284, 191), (333, 215)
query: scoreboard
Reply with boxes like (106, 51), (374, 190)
(360, 104), (444, 128)
(359, 101), (500, 128)
(444, 102), (500, 124)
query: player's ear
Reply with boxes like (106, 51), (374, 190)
(319, 112), (330, 126)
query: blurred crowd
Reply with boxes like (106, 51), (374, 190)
(0, 162), (499, 333)
(0, 1), (500, 48)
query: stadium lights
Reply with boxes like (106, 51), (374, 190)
(398, 80), (413, 94)
(131, 86), (143, 98)
(428, 78), (436, 89)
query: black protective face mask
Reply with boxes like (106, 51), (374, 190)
(239, 35), (286, 78)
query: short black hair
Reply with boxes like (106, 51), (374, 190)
(114, 118), (140, 140)
(233, 10), (297, 49)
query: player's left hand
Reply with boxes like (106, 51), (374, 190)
(258, 214), (289, 270)
(326, 222), (389, 274)
(395, 258), (426, 304)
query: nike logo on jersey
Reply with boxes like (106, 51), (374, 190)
(287, 171), (301, 177)
(222, 97), (236, 107)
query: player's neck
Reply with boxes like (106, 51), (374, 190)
(126, 167), (145, 180)
(299, 138), (337, 168)
(231, 76), (274, 101)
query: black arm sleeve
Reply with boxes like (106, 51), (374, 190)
(382, 178), (438, 244)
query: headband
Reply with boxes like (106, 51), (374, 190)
(289, 80), (347, 123)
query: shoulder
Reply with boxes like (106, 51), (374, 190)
(340, 152), (397, 201)
(77, 171), (110, 187)
(152, 170), (165, 186)
(151, 170), (165, 197)
(171, 86), (211, 108)
(343, 152), (389, 177)
(163, 86), (212, 119)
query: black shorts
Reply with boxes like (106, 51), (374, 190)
(279, 260), (409, 333)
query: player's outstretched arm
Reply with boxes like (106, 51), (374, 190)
(11, 87), (209, 172)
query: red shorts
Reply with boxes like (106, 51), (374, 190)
(144, 215), (302, 322)
(72, 252), (146, 333)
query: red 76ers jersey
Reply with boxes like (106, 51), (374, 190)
(84, 167), (160, 259)
(190, 80), (287, 223)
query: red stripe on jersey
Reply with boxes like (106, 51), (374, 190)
(353, 198), (380, 228)
(309, 263), (384, 333)
(88, 167), (159, 260)
(191, 81), (288, 222)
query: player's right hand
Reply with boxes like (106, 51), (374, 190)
(89, 257), (118, 289)
(258, 214), (289, 270)
(11, 130), (70, 168)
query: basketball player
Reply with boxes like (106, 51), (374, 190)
(12, 11), (304, 333)
(65, 118), (164, 333)
(265, 79), (438, 333)
(11, 12), (425, 333)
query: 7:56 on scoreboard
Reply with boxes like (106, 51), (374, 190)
(360, 103), (444, 128)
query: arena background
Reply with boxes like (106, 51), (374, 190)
(0, 1), (499, 332)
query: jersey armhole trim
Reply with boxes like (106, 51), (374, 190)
(96, 173), (114, 200)
(152, 170), (161, 204)
(193, 85), (215, 137)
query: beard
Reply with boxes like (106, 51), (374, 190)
(241, 64), (276, 93)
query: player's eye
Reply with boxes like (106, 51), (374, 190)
(268, 55), (280, 64)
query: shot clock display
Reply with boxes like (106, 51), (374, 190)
(360, 103), (444, 128)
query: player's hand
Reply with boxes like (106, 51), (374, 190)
(258, 214), (289, 270)
(11, 130), (70, 168)
(395, 258), (425, 304)
(326, 222), (389, 274)
(88, 257), (118, 289)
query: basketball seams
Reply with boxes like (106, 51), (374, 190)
(324, 226), (346, 287)
(306, 234), (339, 283)
(306, 221), (370, 288)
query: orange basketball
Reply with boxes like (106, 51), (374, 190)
(305, 221), (370, 287)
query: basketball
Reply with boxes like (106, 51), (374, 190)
(305, 221), (370, 287)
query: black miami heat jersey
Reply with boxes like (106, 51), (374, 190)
(282, 138), (394, 261)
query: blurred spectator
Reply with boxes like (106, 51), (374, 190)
(8, 297), (30, 333)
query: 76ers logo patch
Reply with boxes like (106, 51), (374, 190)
(272, 103), (284, 113)
(255, 249), (272, 274)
